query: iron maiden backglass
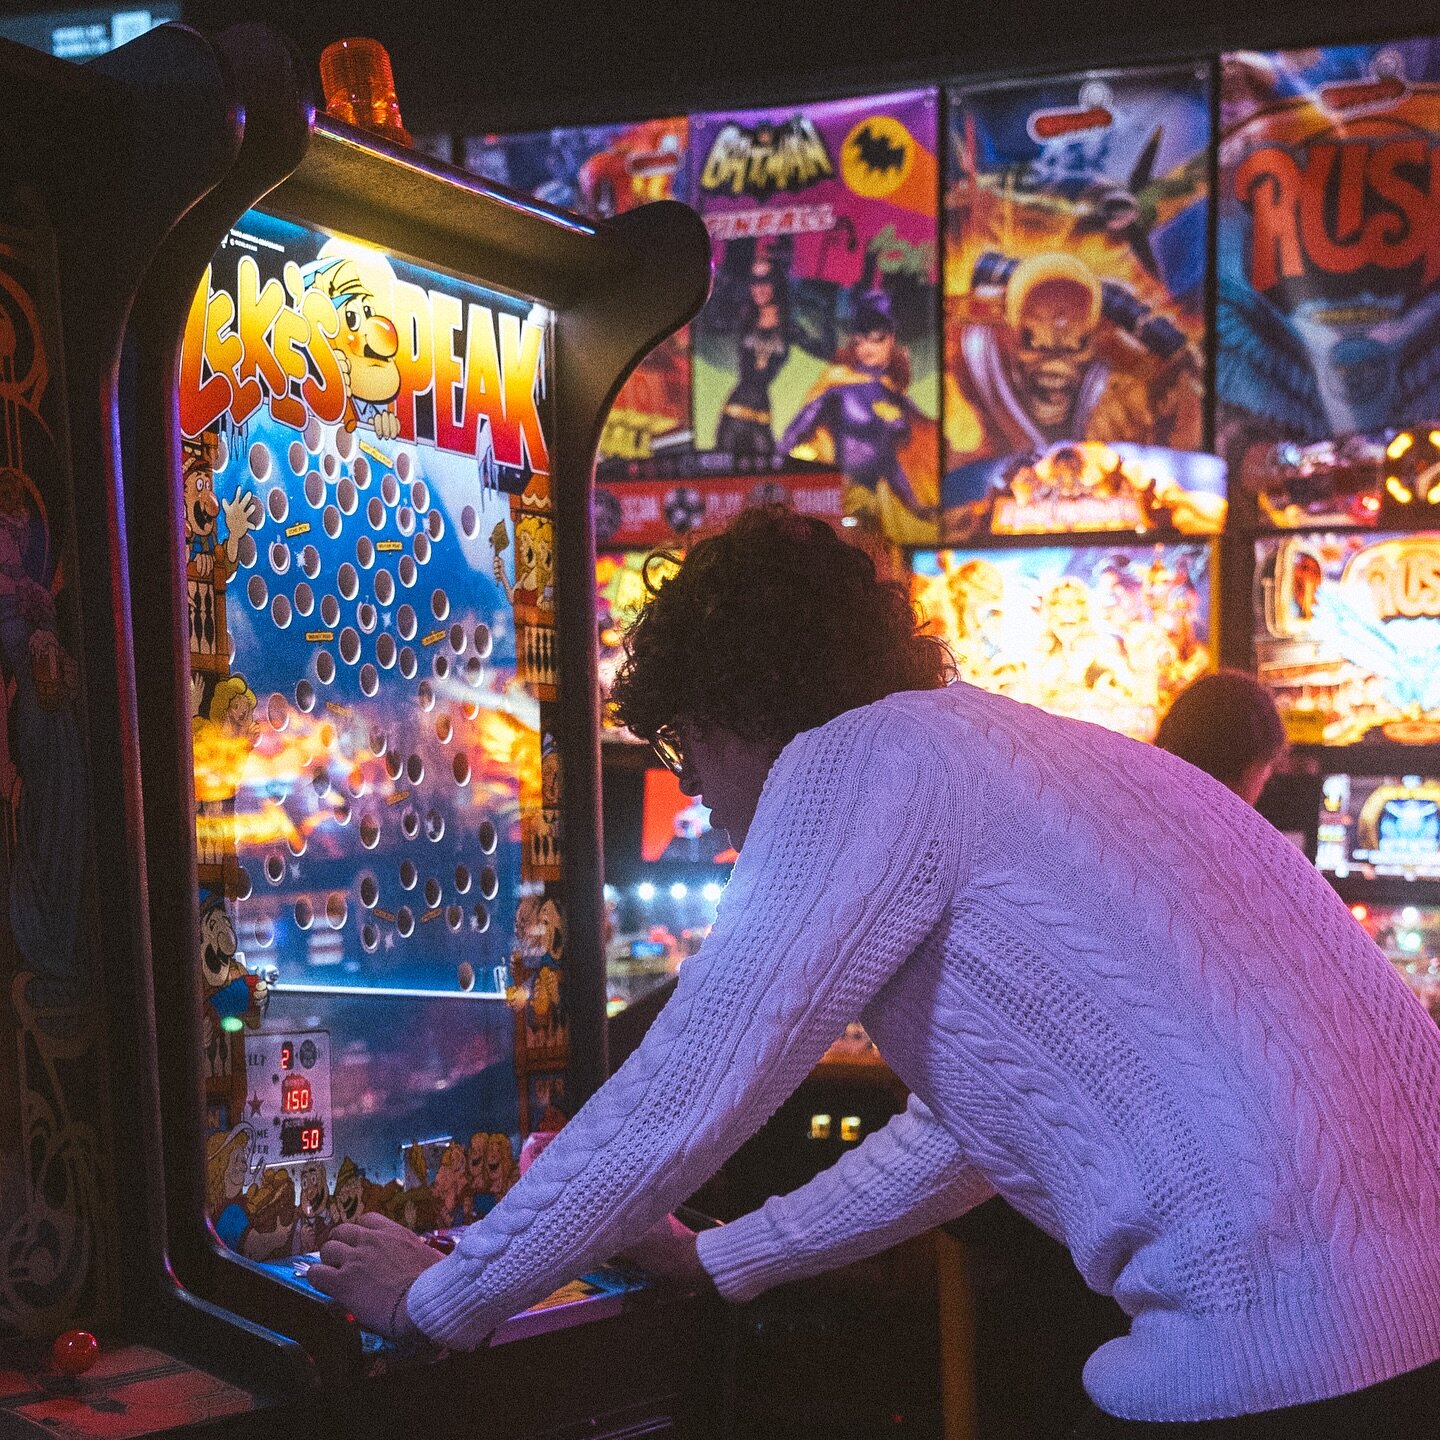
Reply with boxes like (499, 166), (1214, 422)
(180, 210), (569, 1257)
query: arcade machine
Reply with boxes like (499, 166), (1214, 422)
(0, 21), (303, 1428)
(1218, 41), (1440, 1030)
(0, 19), (717, 1439)
(118, 16), (715, 1410)
(1245, 433), (1440, 1022)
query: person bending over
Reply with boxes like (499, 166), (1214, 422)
(311, 507), (1440, 1436)
(1154, 669), (1287, 808)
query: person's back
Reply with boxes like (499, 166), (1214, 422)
(756, 681), (1440, 1419)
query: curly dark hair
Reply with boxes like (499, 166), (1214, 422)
(608, 506), (953, 748)
(1154, 669), (1286, 787)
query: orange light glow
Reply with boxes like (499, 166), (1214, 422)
(319, 38), (411, 146)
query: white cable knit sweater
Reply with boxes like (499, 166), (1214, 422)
(407, 683), (1440, 1422)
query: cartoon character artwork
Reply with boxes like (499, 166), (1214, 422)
(912, 540), (1214, 741)
(492, 478), (557, 701)
(182, 430), (260, 674)
(691, 90), (941, 543)
(198, 894), (268, 1083)
(1218, 42), (1440, 494)
(945, 68), (1209, 515)
(431, 1141), (471, 1227)
(781, 280), (939, 544)
(190, 671), (260, 894)
(461, 119), (693, 462)
(303, 246), (403, 440)
(466, 1131), (519, 1217)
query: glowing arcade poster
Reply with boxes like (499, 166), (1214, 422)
(462, 119), (692, 463)
(181, 210), (572, 1257)
(911, 540), (1213, 741)
(689, 89), (941, 545)
(1253, 530), (1440, 745)
(1218, 42), (1440, 486)
(944, 68), (1210, 512)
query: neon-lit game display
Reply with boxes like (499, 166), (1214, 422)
(1252, 530), (1440, 745)
(1317, 773), (1440, 882)
(184, 209), (568, 1257)
(912, 540), (1212, 740)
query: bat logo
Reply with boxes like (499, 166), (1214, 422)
(840, 114), (916, 199)
(850, 123), (906, 177)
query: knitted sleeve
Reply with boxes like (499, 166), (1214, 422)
(696, 1095), (995, 1301)
(406, 702), (961, 1348)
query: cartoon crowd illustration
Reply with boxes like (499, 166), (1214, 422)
(207, 1125), (521, 1260)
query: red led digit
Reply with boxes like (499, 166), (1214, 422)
(280, 1041), (293, 1070)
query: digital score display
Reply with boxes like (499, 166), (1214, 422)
(1317, 774), (1440, 882)
(244, 1030), (333, 1166)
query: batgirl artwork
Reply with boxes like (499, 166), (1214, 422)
(690, 90), (942, 544)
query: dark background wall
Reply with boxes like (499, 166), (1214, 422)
(176, 0), (1432, 135)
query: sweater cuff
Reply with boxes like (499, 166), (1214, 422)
(405, 1251), (489, 1350)
(696, 1209), (803, 1303)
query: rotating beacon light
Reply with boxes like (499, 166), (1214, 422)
(319, 37), (412, 147)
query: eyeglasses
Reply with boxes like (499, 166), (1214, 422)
(651, 725), (684, 776)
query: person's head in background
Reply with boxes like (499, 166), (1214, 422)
(608, 506), (951, 847)
(1154, 669), (1287, 808)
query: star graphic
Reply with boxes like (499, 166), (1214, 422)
(247, 1091), (264, 1117)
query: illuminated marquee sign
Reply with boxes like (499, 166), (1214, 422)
(181, 217), (550, 476)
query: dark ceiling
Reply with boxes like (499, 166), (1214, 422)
(179, 0), (1426, 135)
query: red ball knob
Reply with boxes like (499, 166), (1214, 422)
(51, 1330), (99, 1376)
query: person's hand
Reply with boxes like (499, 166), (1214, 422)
(307, 1212), (446, 1341)
(615, 1213), (713, 1292)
